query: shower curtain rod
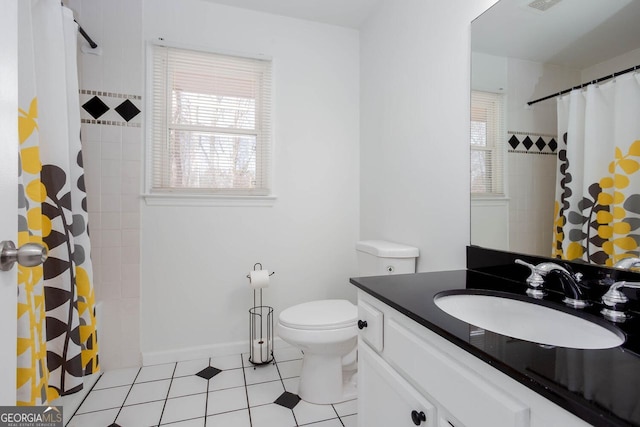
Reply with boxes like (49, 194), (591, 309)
(61, 3), (98, 48)
(527, 64), (640, 106)
(76, 22), (98, 49)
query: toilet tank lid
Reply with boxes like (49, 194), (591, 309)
(356, 240), (419, 258)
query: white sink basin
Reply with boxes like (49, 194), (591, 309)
(434, 290), (625, 349)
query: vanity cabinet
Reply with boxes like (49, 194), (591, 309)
(356, 291), (592, 427)
(359, 343), (438, 427)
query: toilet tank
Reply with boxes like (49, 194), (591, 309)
(356, 240), (419, 276)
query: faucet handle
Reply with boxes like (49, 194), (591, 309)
(515, 259), (546, 298)
(601, 281), (640, 322)
(515, 258), (535, 270)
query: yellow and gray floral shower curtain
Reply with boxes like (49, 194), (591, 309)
(17, 0), (98, 405)
(552, 73), (640, 266)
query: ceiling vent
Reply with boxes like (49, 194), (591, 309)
(527, 0), (563, 12)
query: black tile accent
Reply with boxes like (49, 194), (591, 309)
(548, 138), (558, 152)
(196, 366), (221, 380)
(522, 136), (534, 150)
(274, 391), (301, 409)
(508, 135), (520, 150)
(114, 99), (141, 122)
(82, 96), (109, 119)
(535, 137), (546, 151)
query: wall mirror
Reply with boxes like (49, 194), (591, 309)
(470, 0), (640, 265)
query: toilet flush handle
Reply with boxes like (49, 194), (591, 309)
(357, 320), (368, 329)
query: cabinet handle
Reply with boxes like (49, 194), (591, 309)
(357, 320), (368, 329)
(411, 410), (426, 425)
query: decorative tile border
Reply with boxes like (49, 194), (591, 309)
(79, 89), (142, 127)
(80, 119), (141, 127)
(507, 131), (557, 155)
(80, 90), (141, 99)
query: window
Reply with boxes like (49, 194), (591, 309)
(471, 91), (505, 196)
(149, 45), (272, 196)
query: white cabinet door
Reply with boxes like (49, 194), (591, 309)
(358, 342), (436, 427)
(0, 0), (19, 405)
(358, 299), (384, 352)
(385, 318), (530, 427)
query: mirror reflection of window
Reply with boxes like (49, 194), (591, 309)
(470, 91), (505, 196)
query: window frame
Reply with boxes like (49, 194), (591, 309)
(143, 41), (276, 206)
(470, 90), (506, 198)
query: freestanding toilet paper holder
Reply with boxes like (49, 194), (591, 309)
(248, 263), (275, 366)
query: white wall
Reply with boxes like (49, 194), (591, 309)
(470, 200), (509, 250)
(582, 47), (640, 82)
(140, 0), (360, 359)
(360, 0), (498, 272)
(507, 151), (556, 256)
(507, 59), (579, 135)
(471, 52), (507, 93)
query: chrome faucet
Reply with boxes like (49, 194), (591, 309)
(613, 257), (640, 270)
(515, 259), (589, 308)
(601, 281), (640, 322)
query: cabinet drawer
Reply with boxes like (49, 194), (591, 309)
(358, 299), (383, 352)
(359, 342), (436, 427)
(385, 318), (530, 427)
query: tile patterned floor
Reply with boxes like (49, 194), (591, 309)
(67, 346), (357, 427)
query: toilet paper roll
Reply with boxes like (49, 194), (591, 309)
(249, 270), (270, 289)
(251, 339), (271, 362)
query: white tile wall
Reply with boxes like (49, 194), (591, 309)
(68, 0), (144, 369)
(508, 151), (557, 257)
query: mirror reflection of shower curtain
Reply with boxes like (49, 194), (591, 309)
(552, 74), (640, 266)
(17, 0), (98, 405)
(554, 348), (640, 422)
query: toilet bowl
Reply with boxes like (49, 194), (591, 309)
(277, 240), (419, 405)
(278, 299), (358, 404)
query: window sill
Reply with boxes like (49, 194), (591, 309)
(471, 195), (510, 202)
(142, 193), (277, 207)
(471, 196), (510, 208)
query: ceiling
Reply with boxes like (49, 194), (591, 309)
(472, 0), (640, 69)
(205, 0), (381, 29)
(202, 0), (640, 68)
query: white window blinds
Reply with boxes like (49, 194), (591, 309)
(150, 45), (272, 195)
(471, 91), (505, 196)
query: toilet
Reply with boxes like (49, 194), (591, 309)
(277, 240), (419, 404)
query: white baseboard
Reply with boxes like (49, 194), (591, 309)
(142, 337), (287, 366)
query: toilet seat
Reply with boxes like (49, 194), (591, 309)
(279, 299), (356, 331)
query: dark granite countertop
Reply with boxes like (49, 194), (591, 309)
(350, 269), (640, 427)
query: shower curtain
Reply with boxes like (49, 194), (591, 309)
(552, 73), (640, 266)
(17, 0), (98, 405)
